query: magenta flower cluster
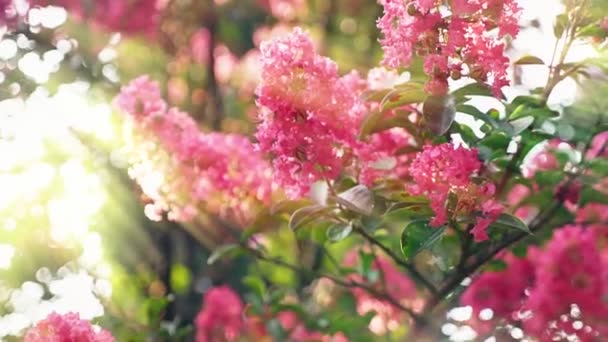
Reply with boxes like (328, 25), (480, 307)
(115, 76), (274, 224)
(408, 143), (503, 241)
(462, 225), (608, 340)
(377, 0), (521, 96)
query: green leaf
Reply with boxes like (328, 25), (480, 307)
(451, 82), (493, 102)
(270, 199), (313, 215)
(335, 185), (374, 216)
(400, 220), (446, 261)
(361, 88), (392, 102)
(579, 187), (608, 206)
(456, 104), (500, 128)
(423, 95), (456, 135)
(207, 244), (241, 264)
(144, 297), (169, 324)
(484, 260), (507, 272)
(243, 275), (267, 299)
(586, 158), (608, 177)
(514, 55), (545, 65)
(381, 87), (427, 111)
(359, 113), (416, 139)
(509, 116), (535, 135)
(288, 205), (335, 231)
(170, 263), (191, 294)
(359, 110), (383, 138)
(554, 13), (568, 38)
(326, 222), (354, 242)
(384, 206), (434, 223)
(493, 213), (531, 234)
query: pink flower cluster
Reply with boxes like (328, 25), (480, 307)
(462, 225), (608, 340)
(255, 27), (362, 198)
(24, 312), (114, 342)
(195, 286), (245, 342)
(256, 29), (421, 198)
(33, 0), (162, 36)
(377, 0), (521, 96)
(115, 76), (274, 224)
(344, 251), (419, 335)
(408, 143), (503, 241)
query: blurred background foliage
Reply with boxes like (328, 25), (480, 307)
(0, 0), (607, 340)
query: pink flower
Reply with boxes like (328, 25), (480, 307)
(408, 143), (502, 241)
(522, 139), (563, 178)
(255, 28), (361, 198)
(115, 76), (274, 224)
(506, 184), (537, 223)
(377, 0), (521, 96)
(524, 226), (606, 340)
(191, 28), (211, 65)
(462, 252), (534, 317)
(461, 251), (535, 335)
(356, 128), (414, 186)
(586, 131), (608, 159)
(257, 0), (307, 21)
(24, 312), (114, 342)
(196, 286), (245, 342)
(576, 203), (608, 224)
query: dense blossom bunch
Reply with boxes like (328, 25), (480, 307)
(377, 0), (521, 95)
(408, 143), (503, 241)
(115, 76), (273, 224)
(344, 251), (418, 335)
(462, 225), (608, 340)
(24, 312), (114, 342)
(255, 27), (362, 198)
(33, 0), (162, 36)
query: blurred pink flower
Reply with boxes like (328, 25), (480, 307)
(196, 286), (245, 342)
(115, 76), (274, 224)
(34, 0), (163, 37)
(344, 251), (418, 335)
(24, 312), (114, 342)
(191, 28), (211, 65)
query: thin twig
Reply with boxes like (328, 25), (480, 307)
(355, 226), (438, 295)
(242, 244), (424, 324)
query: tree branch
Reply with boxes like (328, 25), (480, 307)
(355, 226), (438, 295)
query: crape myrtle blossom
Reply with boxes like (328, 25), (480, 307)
(24, 312), (114, 342)
(462, 226), (608, 341)
(408, 143), (503, 242)
(115, 76), (273, 224)
(377, 0), (521, 96)
(255, 27), (362, 198)
(256, 29), (422, 198)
